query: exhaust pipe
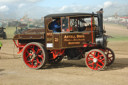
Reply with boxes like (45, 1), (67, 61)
(97, 8), (103, 36)
(96, 8), (107, 48)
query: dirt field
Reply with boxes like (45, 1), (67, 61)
(0, 24), (128, 85)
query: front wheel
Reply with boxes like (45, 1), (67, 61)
(103, 47), (115, 66)
(85, 49), (107, 71)
(22, 42), (47, 69)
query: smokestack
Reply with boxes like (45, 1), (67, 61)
(97, 8), (103, 36)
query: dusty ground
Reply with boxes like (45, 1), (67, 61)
(0, 24), (128, 85)
(104, 23), (128, 37)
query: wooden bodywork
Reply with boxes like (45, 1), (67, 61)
(45, 14), (97, 50)
(13, 29), (45, 40)
(46, 31), (94, 49)
(13, 13), (98, 51)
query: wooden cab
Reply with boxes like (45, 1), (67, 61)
(44, 13), (98, 50)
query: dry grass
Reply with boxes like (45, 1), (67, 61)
(0, 24), (128, 85)
(4, 27), (16, 39)
(104, 23), (128, 41)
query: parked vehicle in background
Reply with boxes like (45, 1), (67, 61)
(0, 27), (7, 39)
(14, 24), (44, 35)
(14, 24), (28, 35)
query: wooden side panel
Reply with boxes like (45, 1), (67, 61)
(45, 17), (54, 49)
(53, 34), (61, 49)
(13, 34), (44, 40)
(61, 32), (92, 48)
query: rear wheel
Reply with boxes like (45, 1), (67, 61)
(85, 49), (107, 71)
(22, 42), (47, 69)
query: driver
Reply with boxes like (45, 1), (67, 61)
(49, 18), (61, 32)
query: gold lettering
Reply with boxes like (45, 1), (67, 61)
(47, 33), (53, 36)
(55, 38), (59, 42)
(64, 35), (68, 38)
(64, 39), (85, 42)
(68, 42), (80, 45)
(77, 35), (85, 38)
(64, 35), (85, 39)
(47, 38), (52, 42)
(64, 35), (76, 39)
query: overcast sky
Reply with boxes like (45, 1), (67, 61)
(0, 0), (128, 19)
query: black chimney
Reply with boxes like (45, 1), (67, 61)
(97, 8), (103, 36)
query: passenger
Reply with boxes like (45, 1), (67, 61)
(49, 18), (61, 32)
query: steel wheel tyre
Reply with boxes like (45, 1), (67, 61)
(85, 49), (107, 71)
(104, 47), (115, 66)
(48, 56), (63, 64)
(22, 42), (47, 69)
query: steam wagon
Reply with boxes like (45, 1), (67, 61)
(13, 9), (115, 71)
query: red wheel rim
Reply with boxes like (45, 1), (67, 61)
(23, 44), (44, 68)
(86, 50), (106, 70)
(104, 48), (115, 66)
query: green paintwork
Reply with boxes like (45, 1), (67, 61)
(0, 41), (2, 47)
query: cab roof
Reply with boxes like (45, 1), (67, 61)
(44, 13), (98, 18)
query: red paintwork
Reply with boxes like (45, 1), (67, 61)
(50, 50), (65, 59)
(23, 44), (43, 68)
(91, 17), (94, 43)
(66, 29), (70, 32)
(86, 50), (105, 70)
(83, 44), (96, 47)
(70, 27), (72, 31)
(100, 48), (114, 66)
(13, 40), (26, 54)
(13, 40), (18, 47)
(120, 17), (128, 19)
(83, 44), (88, 47)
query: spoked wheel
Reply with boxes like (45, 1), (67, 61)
(48, 56), (63, 64)
(22, 42), (47, 69)
(103, 47), (115, 66)
(85, 49), (107, 71)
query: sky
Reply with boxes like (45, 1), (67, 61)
(0, 0), (128, 19)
